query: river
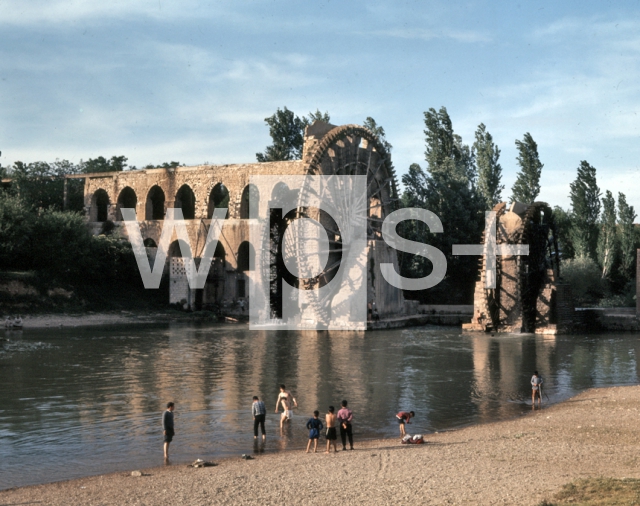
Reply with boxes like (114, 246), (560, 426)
(1, 323), (639, 489)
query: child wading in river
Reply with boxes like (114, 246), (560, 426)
(305, 410), (324, 453)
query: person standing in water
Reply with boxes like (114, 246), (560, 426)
(252, 396), (267, 439)
(531, 370), (543, 409)
(275, 384), (297, 429)
(162, 402), (175, 461)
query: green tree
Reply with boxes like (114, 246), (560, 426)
(82, 155), (128, 173)
(304, 109), (331, 125)
(256, 107), (306, 162)
(597, 190), (617, 279)
(401, 107), (483, 298)
(473, 123), (503, 210)
(569, 161), (601, 259)
(363, 117), (392, 153)
(10, 159), (81, 210)
(0, 192), (33, 269)
(552, 206), (575, 260)
(144, 161), (181, 170)
(511, 132), (543, 203)
(617, 192), (637, 278)
(400, 163), (430, 278)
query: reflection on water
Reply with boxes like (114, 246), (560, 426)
(1, 324), (640, 489)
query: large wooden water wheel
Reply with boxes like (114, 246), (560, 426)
(259, 123), (402, 327)
(474, 201), (560, 333)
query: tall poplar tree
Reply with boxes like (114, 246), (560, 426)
(597, 190), (617, 279)
(617, 192), (637, 278)
(511, 133), (543, 204)
(363, 117), (392, 153)
(569, 161), (601, 259)
(401, 107), (483, 290)
(473, 123), (503, 210)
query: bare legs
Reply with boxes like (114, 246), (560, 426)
(306, 439), (318, 453)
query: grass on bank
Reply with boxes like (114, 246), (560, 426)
(540, 478), (640, 505)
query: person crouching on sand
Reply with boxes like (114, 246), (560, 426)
(396, 410), (415, 438)
(306, 410), (324, 453)
(325, 406), (338, 454)
(162, 402), (175, 460)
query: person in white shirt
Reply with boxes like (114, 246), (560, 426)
(531, 370), (543, 409)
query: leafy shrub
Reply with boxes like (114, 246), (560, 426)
(561, 257), (604, 306)
(0, 192), (34, 270)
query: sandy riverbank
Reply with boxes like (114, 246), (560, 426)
(3, 386), (640, 505)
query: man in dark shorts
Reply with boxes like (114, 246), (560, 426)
(396, 410), (415, 438)
(325, 406), (338, 453)
(163, 402), (175, 460)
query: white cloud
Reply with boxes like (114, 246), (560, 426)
(0, 0), (223, 25)
(359, 27), (491, 43)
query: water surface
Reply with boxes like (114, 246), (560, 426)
(1, 323), (640, 489)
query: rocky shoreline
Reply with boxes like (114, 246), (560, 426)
(3, 385), (640, 505)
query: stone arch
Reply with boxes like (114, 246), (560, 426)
(175, 184), (196, 219)
(115, 186), (137, 221)
(239, 184), (260, 219)
(168, 239), (192, 258)
(214, 241), (226, 261)
(207, 183), (230, 219)
(146, 185), (165, 220)
(90, 189), (110, 222)
(271, 182), (290, 203)
(143, 238), (157, 248)
(237, 241), (254, 272)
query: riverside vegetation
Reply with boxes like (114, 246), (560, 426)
(1, 107), (638, 311)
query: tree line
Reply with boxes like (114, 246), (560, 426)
(256, 106), (639, 305)
(1, 106), (637, 308)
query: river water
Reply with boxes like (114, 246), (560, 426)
(1, 323), (640, 489)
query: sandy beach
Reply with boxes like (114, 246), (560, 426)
(2, 385), (640, 505)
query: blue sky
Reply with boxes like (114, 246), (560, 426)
(2, 1), (640, 209)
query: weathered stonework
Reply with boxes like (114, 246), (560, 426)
(80, 122), (408, 323)
(463, 201), (570, 334)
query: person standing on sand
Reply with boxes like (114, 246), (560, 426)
(396, 410), (415, 438)
(162, 402), (175, 460)
(275, 384), (297, 429)
(325, 406), (338, 454)
(337, 400), (354, 451)
(305, 410), (324, 453)
(252, 396), (267, 439)
(531, 370), (543, 408)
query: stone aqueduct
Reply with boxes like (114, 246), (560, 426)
(76, 121), (407, 321)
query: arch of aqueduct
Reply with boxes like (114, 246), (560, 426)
(74, 121), (407, 320)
